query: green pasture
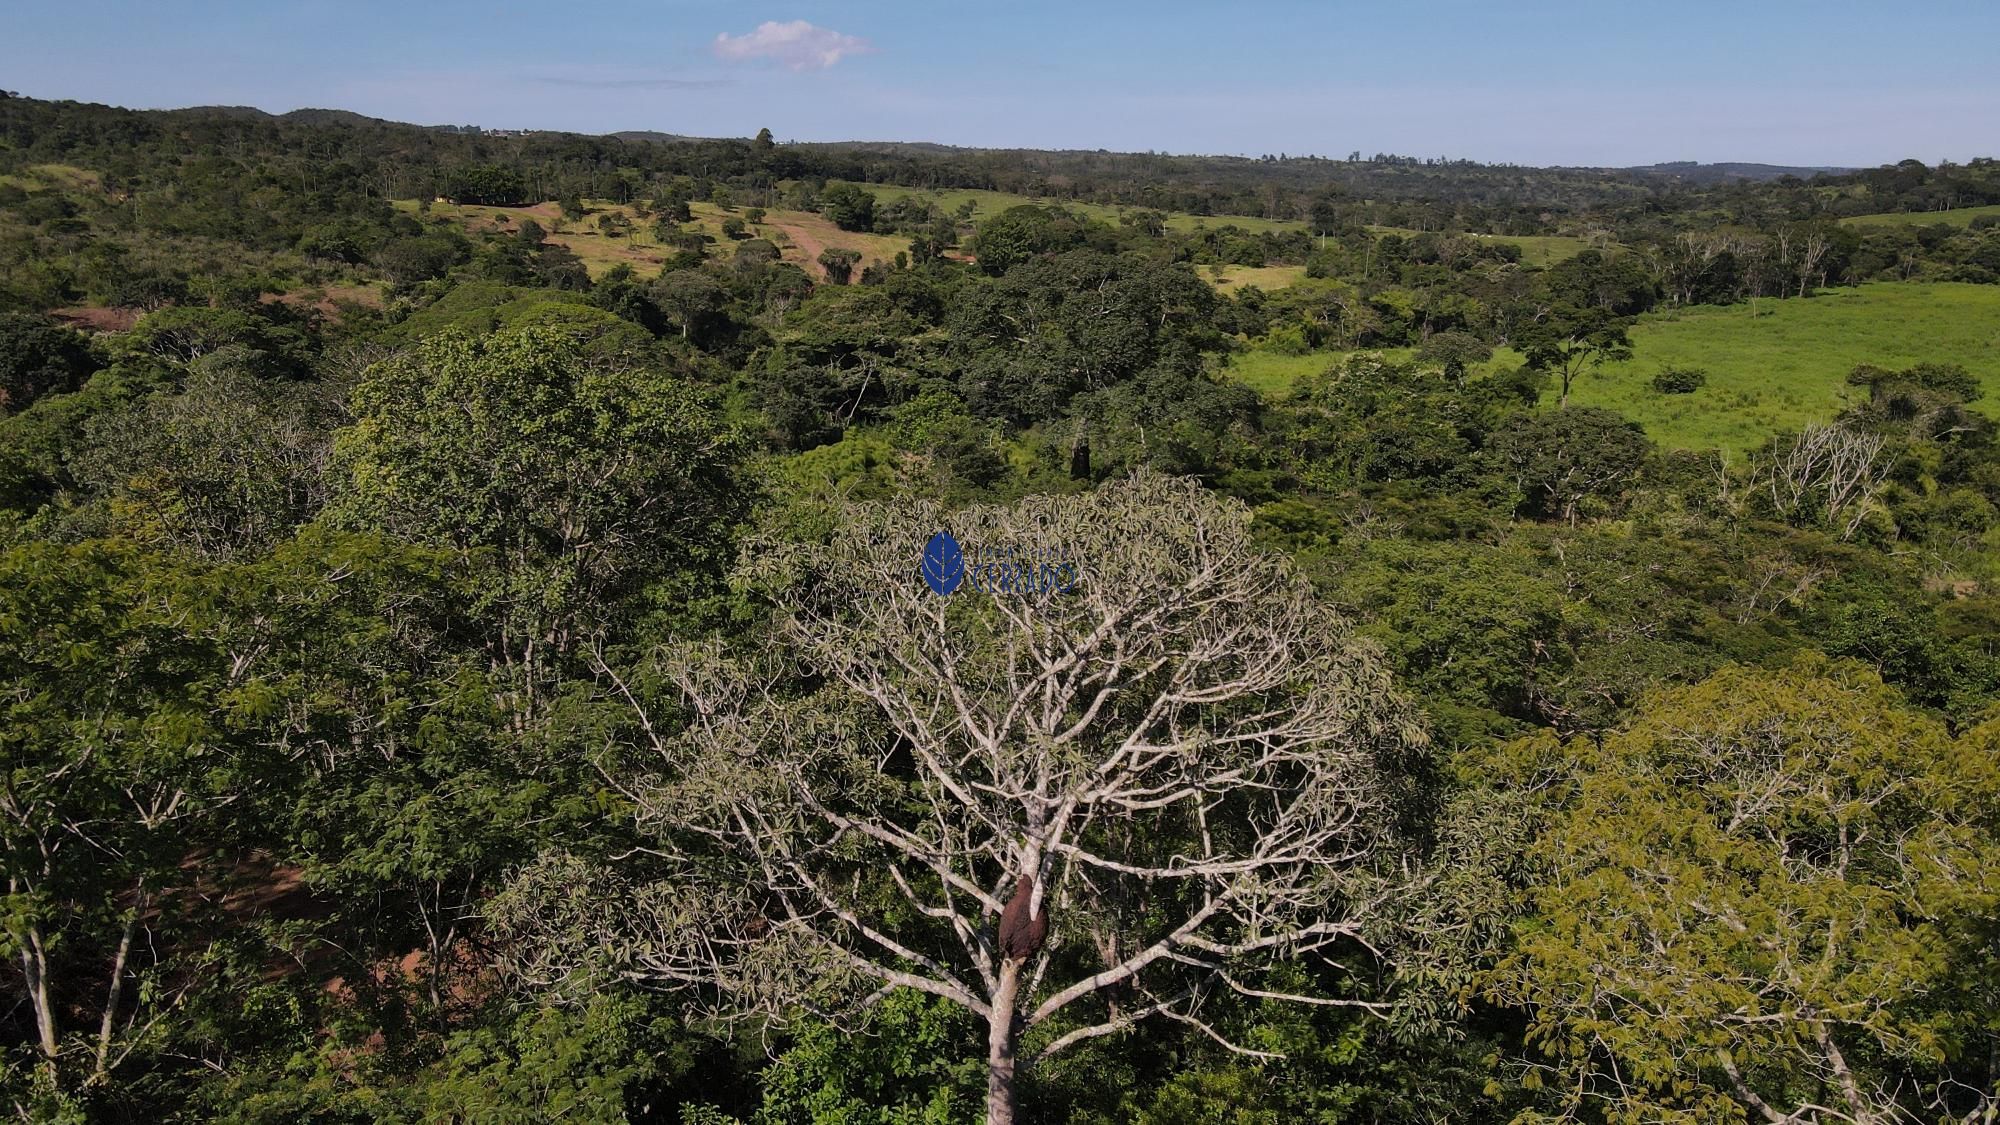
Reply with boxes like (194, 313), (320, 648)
(1223, 349), (1362, 398)
(1365, 226), (1604, 268)
(1222, 282), (2000, 453)
(1467, 232), (1602, 267)
(1578, 283), (2000, 451)
(0, 163), (102, 192)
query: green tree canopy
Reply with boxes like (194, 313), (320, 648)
(1477, 659), (2000, 1124)
(330, 324), (750, 715)
(818, 183), (877, 233)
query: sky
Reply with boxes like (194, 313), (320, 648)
(5, 0), (1998, 167)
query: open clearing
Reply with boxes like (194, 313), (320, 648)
(1220, 349), (1351, 397)
(1204, 265), (1310, 292)
(0, 163), (104, 192)
(1577, 283), (2000, 451)
(395, 198), (912, 281)
(1222, 282), (2000, 453)
(1441, 231), (1602, 268)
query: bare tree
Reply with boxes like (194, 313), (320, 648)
(1793, 229), (1831, 298)
(1653, 231), (1739, 308)
(498, 474), (1426, 1125)
(1739, 239), (1775, 313)
(1761, 421), (1889, 540)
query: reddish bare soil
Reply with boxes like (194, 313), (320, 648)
(771, 217), (835, 279)
(49, 305), (141, 333)
(265, 284), (385, 321)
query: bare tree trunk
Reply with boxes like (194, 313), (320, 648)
(20, 923), (59, 1059)
(986, 961), (1022, 1125)
(92, 882), (146, 1084)
(1814, 1020), (1877, 1125)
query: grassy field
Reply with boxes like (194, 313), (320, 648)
(1365, 227), (1605, 268)
(393, 198), (912, 281)
(1221, 283), (2000, 453)
(1203, 264), (1310, 292)
(858, 184), (1039, 224)
(403, 194), (1325, 289)
(856, 182), (1308, 234)
(1841, 205), (2000, 230)
(0, 163), (103, 192)
(1223, 349), (1354, 397)
(1577, 283), (2000, 451)
(1462, 232), (1603, 268)
(1159, 212), (1306, 235)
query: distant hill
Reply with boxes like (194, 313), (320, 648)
(174, 105), (392, 128)
(800, 140), (990, 155)
(178, 104), (274, 119)
(107, 105), (1866, 183)
(608, 130), (710, 145)
(1618, 161), (1855, 184)
(13, 93), (1986, 227)
(280, 108), (390, 127)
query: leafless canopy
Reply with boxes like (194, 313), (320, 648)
(1760, 420), (1889, 540)
(500, 473), (1425, 1084)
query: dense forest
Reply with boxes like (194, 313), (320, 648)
(2, 92), (1999, 1124)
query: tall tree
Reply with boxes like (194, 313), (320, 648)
(818, 184), (877, 233)
(0, 314), (97, 416)
(0, 543), (223, 1084)
(330, 324), (748, 718)
(71, 367), (341, 558)
(1515, 305), (1633, 408)
(495, 475), (1428, 1125)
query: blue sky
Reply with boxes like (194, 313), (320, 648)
(5, 0), (1997, 166)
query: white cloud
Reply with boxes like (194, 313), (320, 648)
(712, 20), (871, 72)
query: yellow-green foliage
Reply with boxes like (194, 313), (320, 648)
(1474, 659), (2000, 1122)
(771, 432), (902, 499)
(0, 163), (103, 192)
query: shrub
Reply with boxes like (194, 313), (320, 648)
(1651, 366), (1708, 394)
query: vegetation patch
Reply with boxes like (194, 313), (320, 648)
(1842, 204), (2000, 230)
